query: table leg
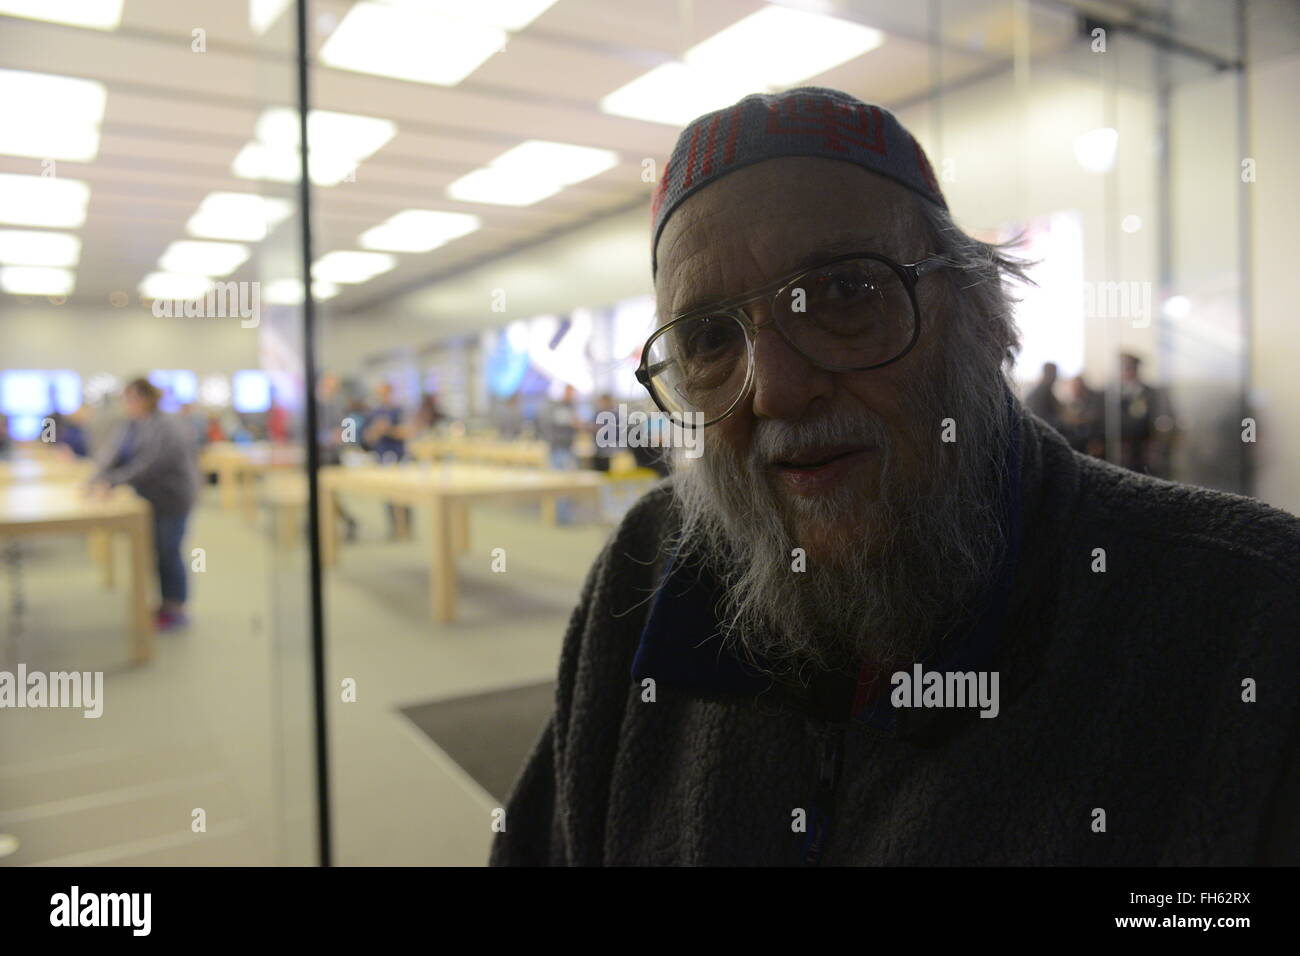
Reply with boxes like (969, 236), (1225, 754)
(451, 503), (470, 554)
(429, 497), (457, 624)
(128, 515), (155, 664)
(88, 528), (115, 589)
(240, 469), (256, 526)
(540, 495), (556, 526)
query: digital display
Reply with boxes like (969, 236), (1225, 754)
(233, 369), (272, 413)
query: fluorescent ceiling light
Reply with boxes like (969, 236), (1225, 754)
(311, 251), (396, 284)
(158, 240), (251, 277)
(0, 69), (107, 162)
(248, 0), (292, 35)
(0, 173), (90, 228)
(447, 140), (617, 207)
(446, 168), (561, 206)
(320, 2), (505, 86)
(0, 265), (75, 295)
(139, 272), (215, 301)
(0, 230), (81, 267)
(600, 62), (759, 126)
(489, 141), (618, 185)
(186, 192), (293, 242)
(684, 6), (883, 88)
(1074, 128), (1118, 173)
(233, 107), (396, 187)
(0, 0), (124, 30)
(359, 209), (481, 252)
(382, 0), (558, 31)
(263, 278), (340, 304)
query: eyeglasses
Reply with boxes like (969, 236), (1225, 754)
(636, 252), (946, 427)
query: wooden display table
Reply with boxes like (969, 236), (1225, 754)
(319, 463), (604, 624)
(0, 484), (155, 664)
(198, 442), (303, 521)
(407, 436), (549, 468)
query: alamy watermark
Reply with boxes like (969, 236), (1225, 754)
(594, 404), (705, 459)
(890, 665), (999, 718)
(0, 666), (103, 717)
(150, 280), (260, 328)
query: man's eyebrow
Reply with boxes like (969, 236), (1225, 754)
(670, 236), (881, 318)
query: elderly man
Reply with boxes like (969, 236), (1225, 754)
(491, 88), (1299, 866)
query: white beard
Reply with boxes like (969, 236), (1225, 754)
(669, 335), (1013, 685)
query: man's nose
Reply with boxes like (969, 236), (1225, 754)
(746, 304), (835, 421)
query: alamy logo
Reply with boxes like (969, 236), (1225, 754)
(593, 404), (705, 459)
(0, 666), (103, 717)
(890, 665), (1000, 718)
(151, 280), (261, 328)
(50, 886), (150, 936)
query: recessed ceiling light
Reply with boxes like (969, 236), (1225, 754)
(158, 240), (251, 277)
(233, 107), (396, 187)
(263, 277), (341, 304)
(139, 272), (215, 301)
(489, 141), (618, 185)
(684, 6), (883, 88)
(600, 62), (759, 127)
(248, 0), (293, 35)
(0, 265), (75, 295)
(0, 0), (124, 31)
(0, 230), (81, 267)
(311, 251), (396, 284)
(320, 2), (505, 86)
(446, 168), (562, 207)
(186, 192), (294, 242)
(359, 210), (481, 253)
(0, 69), (106, 162)
(0, 173), (90, 228)
(381, 0), (559, 31)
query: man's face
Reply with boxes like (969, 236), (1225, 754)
(654, 158), (947, 563)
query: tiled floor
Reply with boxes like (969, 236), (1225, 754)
(0, 485), (609, 866)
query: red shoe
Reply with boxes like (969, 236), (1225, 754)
(156, 609), (190, 632)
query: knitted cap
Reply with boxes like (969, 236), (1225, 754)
(650, 87), (947, 276)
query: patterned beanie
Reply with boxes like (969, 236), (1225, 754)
(650, 87), (947, 276)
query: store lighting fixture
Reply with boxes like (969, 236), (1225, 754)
(157, 240), (251, 277)
(0, 173), (90, 228)
(311, 251), (396, 284)
(360, 209), (481, 253)
(0, 0), (123, 31)
(447, 140), (617, 206)
(233, 107), (396, 187)
(0, 69), (106, 162)
(0, 265), (75, 295)
(185, 192), (294, 242)
(138, 272), (215, 301)
(0, 230), (81, 267)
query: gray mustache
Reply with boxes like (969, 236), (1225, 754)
(750, 413), (891, 464)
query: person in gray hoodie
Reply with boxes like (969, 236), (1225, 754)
(92, 378), (199, 631)
(490, 89), (1299, 866)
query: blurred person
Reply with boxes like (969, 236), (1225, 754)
(316, 372), (358, 540)
(266, 392), (292, 444)
(49, 407), (91, 458)
(204, 411), (226, 444)
(364, 382), (412, 538)
(491, 88), (1299, 867)
(1023, 361), (1062, 433)
(178, 403), (208, 449)
(498, 392), (525, 439)
(1060, 375), (1105, 458)
(90, 378), (199, 632)
(0, 414), (10, 459)
(414, 391), (446, 433)
(590, 392), (617, 473)
(1118, 353), (1156, 473)
(541, 384), (580, 523)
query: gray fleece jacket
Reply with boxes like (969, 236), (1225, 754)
(96, 411), (199, 515)
(490, 411), (1299, 866)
